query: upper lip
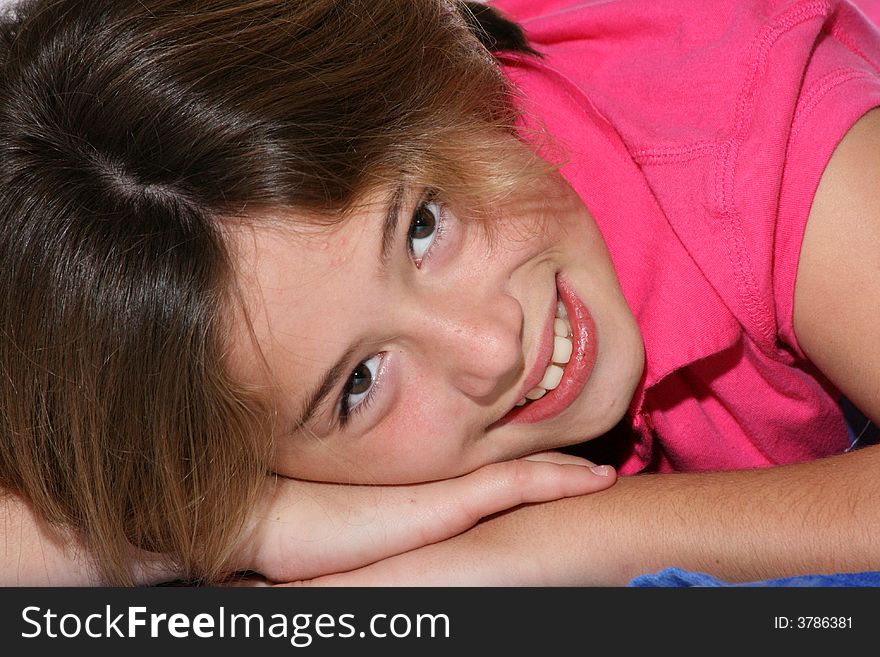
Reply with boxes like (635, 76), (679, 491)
(494, 288), (558, 424)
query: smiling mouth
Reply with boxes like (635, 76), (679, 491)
(490, 274), (598, 428)
(514, 299), (572, 406)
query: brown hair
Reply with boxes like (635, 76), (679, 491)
(0, 0), (536, 584)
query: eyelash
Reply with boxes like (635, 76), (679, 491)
(337, 192), (448, 428)
(338, 353), (384, 427)
(407, 191), (448, 268)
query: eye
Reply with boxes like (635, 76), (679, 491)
(408, 198), (442, 265)
(339, 353), (382, 422)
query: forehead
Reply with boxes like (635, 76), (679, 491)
(231, 189), (390, 297)
(221, 199), (386, 392)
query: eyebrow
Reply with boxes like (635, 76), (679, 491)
(291, 184), (406, 430)
(292, 344), (359, 431)
(380, 183), (406, 270)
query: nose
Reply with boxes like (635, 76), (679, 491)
(409, 288), (524, 402)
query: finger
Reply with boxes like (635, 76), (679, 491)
(404, 459), (616, 547)
(520, 450), (597, 466)
(459, 459), (616, 515)
(250, 460), (615, 582)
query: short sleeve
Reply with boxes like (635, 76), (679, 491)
(774, 6), (880, 356)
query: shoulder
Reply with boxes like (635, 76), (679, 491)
(794, 107), (880, 424)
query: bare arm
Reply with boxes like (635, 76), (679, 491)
(1, 491), (195, 585)
(793, 108), (880, 426)
(1, 493), (103, 585)
(284, 108), (880, 587)
(292, 446), (877, 586)
(0, 451), (615, 585)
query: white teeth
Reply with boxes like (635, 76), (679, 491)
(512, 296), (573, 410)
(552, 336), (572, 364)
(538, 364), (564, 391)
(525, 387), (547, 400)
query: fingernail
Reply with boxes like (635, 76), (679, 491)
(590, 465), (610, 477)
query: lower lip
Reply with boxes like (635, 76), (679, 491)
(494, 274), (598, 427)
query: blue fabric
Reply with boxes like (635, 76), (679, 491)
(628, 402), (880, 587)
(629, 399), (880, 588)
(629, 567), (880, 587)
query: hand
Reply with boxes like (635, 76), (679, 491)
(270, 491), (586, 587)
(266, 520), (538, 587)
(240, 452), (614, 583)
(274, 445), (880, 587)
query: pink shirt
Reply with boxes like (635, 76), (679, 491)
(493, 0), (880, 474)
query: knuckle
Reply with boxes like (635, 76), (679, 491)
(508, 459), (532, 488)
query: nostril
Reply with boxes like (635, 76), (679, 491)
(452, 318), (524, 401)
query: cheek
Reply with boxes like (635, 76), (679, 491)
(361, 390), (471, 483)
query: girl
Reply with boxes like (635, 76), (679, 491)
(262, 0), (880, 585)
(3, 0), (880, 586)
(0, 0), (617, 586)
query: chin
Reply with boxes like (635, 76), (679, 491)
(569, 335), (644, 444)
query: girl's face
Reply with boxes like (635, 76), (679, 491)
(230, 158), (644, 484)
